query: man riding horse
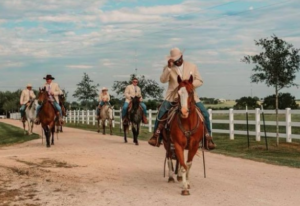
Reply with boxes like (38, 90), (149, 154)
(35, 74), (64, 125)
(20, 83), (36, 122)
(122, 78), (148, 124)
(96, 87), (111, 119)
(148, 47), (215, 150)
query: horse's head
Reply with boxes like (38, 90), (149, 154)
(37, 87), (48, 105)
(131, 96), (141, 110)
(177, 75), (194, 118)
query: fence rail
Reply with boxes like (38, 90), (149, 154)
(10, 108), (300, 142)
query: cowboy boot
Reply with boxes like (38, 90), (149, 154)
(204, 134), (216, 150)
(148, 120), (166, 147)
(142, 114), (148, 124)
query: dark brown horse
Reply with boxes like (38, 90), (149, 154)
(37, 87), (58, 148)
(163, 75), (205, 195)
(56, 94), (66, 133)
(123, 96), (142, 145)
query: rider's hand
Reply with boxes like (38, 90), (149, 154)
(168, 59), (174, 68)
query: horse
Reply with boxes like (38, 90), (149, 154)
(56, 94), (66, 133)
(37, 87), (58, 148)
(22, 99), (38, 135)
(123, 96), (142, 145)
(162, 75), (205, 195)
(97, 104), (114, 135)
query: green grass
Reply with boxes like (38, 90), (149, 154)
(0, 122), (40, 146)
(65, 122), (300, 168)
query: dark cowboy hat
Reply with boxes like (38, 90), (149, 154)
(43, 74), (55, 80)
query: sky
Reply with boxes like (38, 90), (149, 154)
(0, 0), (300, 102)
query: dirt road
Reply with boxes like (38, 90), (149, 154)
(0, 119), (300, 206)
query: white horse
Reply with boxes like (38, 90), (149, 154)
(97, 105), (114, 135)
(22, 99), (38, 135)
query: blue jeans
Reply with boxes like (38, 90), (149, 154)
(122, 102), (147, 118)
(36, 102), (62, 117)
(153, 101), (212, 135)
(20, 104), (26, 117)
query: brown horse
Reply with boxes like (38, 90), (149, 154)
(56, 94), (66, 133)
(163, 75), (205, 195)
(37, 87), (58, 148)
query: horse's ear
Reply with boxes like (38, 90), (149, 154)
(188, 75), (193, 84)
(111, 106), (114, 109)
(177, 75), (182, 84)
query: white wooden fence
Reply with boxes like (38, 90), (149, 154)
(9, 108), (300, 142)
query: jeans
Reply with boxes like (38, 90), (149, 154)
(122, 102), (147, 118)
(36, 102), (62, 117)
(153, 101), (212, 135)
(20, 104), (26, 117)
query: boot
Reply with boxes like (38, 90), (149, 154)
(204, 134), (216, 150)
(142, 114), (148, 124)
(148, 120), (166, 147)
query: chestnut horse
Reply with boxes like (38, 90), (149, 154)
(164, 75), (205, 195)
(123, 96), (142, 145)
(37, 87), (57, 148)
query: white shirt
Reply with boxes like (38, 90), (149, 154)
(176, 64), (184, 78)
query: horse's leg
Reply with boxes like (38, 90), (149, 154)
(22, 121), (26, 134)
(174, 143), (189, 195)
(135, 125), (139, 145)
(43, 126), (50, 147)
(123, 123), (128, 143)
(167, 158), (175, 183)
(28, 120), (32, 135)
(185, 139), (200, 189)
(51, 126), (55, 145)
(132, 125), (137, 144)
(102, 120), (105, 135)
(109, 119), (112, 135)
(177, 161), (182, 182)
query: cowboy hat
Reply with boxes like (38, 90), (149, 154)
(102, 87), (108, 91)
(43, 74), (55, 80)
(26, 83), (32, 88)
(166, 47), (183, 61)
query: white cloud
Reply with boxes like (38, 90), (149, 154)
(66, 65), (93, 69)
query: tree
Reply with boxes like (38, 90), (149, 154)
(73, 73), (99, 109)
(234, 96), (260, 110)
(112, 74), (164, 100)
(242, 35), (300, 146)
(263, 93), (298, 109)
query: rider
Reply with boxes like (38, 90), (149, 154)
(122, 78), (148, 124)
(147, 47), (216, 150)
(20, 83), (36, 122)
(96, 87), (111, 119)
(35, 74), (64, 125)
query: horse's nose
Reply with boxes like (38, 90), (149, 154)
(180, 107), (189, 118)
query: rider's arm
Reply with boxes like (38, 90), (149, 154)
(192, 66), (203, 88)
(30, 91), (36, 99)
(160, 66), (171, 83)
(20, 90), (24, 105)
(106, 93), (110, 101)
(124, 85), (132, 100)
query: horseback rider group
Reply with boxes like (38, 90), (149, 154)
(20, 47), (215, 150)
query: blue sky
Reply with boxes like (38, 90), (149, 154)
(0, 0), (300, 101)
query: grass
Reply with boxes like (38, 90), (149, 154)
(65, 122), (300, 168)
(0, 122), (40, 146)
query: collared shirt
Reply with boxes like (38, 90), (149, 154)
(176, 64), (184, 78)
(46, 84), (54, 101)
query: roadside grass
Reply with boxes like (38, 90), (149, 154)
(65, 122), (300, 168)
(0, 122), (39, 146)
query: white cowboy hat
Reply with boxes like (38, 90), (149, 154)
(166, 47), (183, 60)
(102, 87), (108, 91)
(26, 83), (32, 88)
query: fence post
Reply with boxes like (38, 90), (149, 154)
(229, 108), (234, 140)
(286, 108), (292, 143)
(92, 110), (95, 125)
(208, 109), (212, 136)
(148, 109), (152, 132)
(87, 110), (90, 125)
(77, 110), (80, 123)
(112, 109), (115, 128)
(255, 108), (261, 141)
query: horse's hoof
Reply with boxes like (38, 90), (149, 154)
(168, 177), (175, 183)
(135, 142), (139, 146)
(47, 145), (50, 148)
(187, 184), (191, 189)
(181, 190), (190, 196)
(177, 176), (183, 182)
(97, 130), (100, 133)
